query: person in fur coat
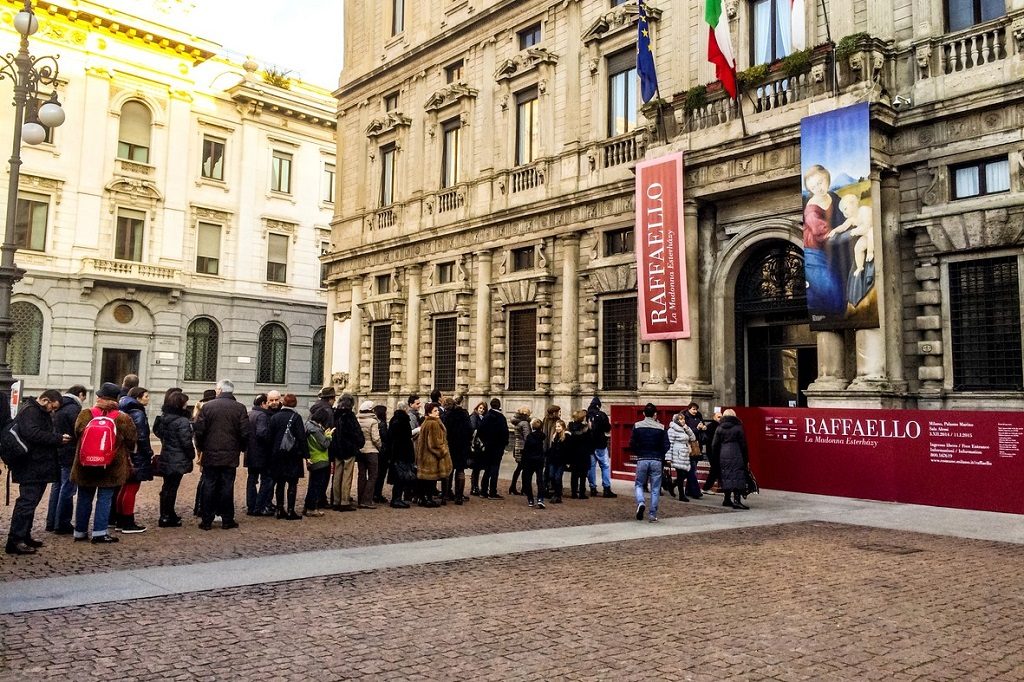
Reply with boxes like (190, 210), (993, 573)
(415, 403), (452, 507)
(666, 412), (697, 501)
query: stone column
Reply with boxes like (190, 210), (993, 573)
(402, 265), (422, 393)
(471, 251), (492, 394)
(555, 233), (581, 394)
(808, 331), (848, 390)
(323, 285), (337, 386)
(644, 341), (671, 389)
(347, 277), (363, 394)
(672, 200), (706, 391)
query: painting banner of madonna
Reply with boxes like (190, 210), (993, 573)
(800, 102), (879, 331)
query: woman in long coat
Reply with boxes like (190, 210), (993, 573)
(710, 409), (750, 510)
(268, 394), (309, 520)
(415, 403), (452, 508)
(442, 397), (473, 504)
(152, 391), (194, 527)
(387, 403), (416, 508)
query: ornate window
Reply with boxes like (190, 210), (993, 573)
(267, 233), (289, 283)
(946, 0), (1005, 32)
(310, 327), (326, 387)
(518, 23), (542, 49)
(257, 323), (288, 384)
(380, 144), (396, 206)
(515, 88), (539, 166)
(433, 316), (457, 393)
(118, 101), (151, 163)
(115, 208), (146, 262)
(196, 222), (221, 275)
(602, 297), (638, 390)
(507, 308), (537, 391)
(184, 317), (219, 383)
(607, 49), (638, 136)
(371, 324), (392, 392)
(8, 302), (43, 376)
(735, 242), (807, 315)
(949, 256), (1022, 390)
(441, 119), (462, 188)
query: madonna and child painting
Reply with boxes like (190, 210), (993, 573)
(800, 102), (879, 330)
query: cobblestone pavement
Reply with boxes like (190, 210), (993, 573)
(1, 521), (1021, 681)
(0, 473), (713, 581)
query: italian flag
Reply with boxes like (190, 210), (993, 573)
(791, 0), (806, 50)
(705, 0), (737, 98)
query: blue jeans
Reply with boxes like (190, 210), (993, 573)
(546, 463), (564, 498)
(45, 465), (76, 531)
(634, 459), (662, 519)
(589, 447), (611, 490)
(75, 486), (115, 537)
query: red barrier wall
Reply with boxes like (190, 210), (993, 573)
(737, 407), (1024, 515)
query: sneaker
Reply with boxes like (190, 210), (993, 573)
(90, 534), (119, 544)
(23, 537), (44, 548)
(536, 501), (545, 509)
(648, 516), (659, 523)
(120, 522), (148, 534)
(527, 499), (534, 507)
(635, 503), (645, 521)
(5, 541), (36, 555)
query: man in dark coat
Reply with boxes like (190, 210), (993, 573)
(6, 390), (69, 555)
(629, 403), (670, 523)
(309, 386), (336, 430)
(386, 403), (415, 508)
(245, 393), (275, 516)
(442, 396), (473, 504)
(586, 396), (617, 498)
(329, 393), (364, 510)
(192, 379), (251, 530)
(477, 398), (510, 499)
(44, 385), (87, 534)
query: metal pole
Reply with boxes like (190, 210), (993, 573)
(0, 25), (31, 393)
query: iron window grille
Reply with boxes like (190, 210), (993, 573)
(310, 327), (326, 387)
(433, 316), (457, 393)
(257, 323), (288, 384)
(184, 317), (219, 382)
(507, 308), (537, 391)
(602, 297), (638, 390)
(371, 324), (392, 392)
(949, 256), (1023, 390)
(8, 302), (42, 376)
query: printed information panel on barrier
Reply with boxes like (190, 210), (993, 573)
(738, 407), (1024, 515)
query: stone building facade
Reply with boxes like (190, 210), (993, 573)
(0, 0), (336, 401)
(326, 0), (1024, 414)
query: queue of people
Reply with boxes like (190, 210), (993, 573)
(3, 374), (750, 555)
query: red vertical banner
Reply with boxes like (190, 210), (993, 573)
(635, 152), (690, 340)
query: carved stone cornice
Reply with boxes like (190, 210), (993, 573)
(190, 205), (234, 231)
(424, 83), (479, 112)
(494, 47), (559, 83)
(365, 111), (413, 139)
(582, 2), (662, 45)
(19, 174), (65, 205)
(581, 263), (638, 295)
(926, 208), (1024, 253)
(104, 177), (162, 204)
(261, 217), (299, 243)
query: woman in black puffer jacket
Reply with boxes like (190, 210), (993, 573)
(153, 391), (195, 527)
(116, 387), (155, 533)
(710, 409), (750, 510)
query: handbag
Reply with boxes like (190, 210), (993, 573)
(392, 459), (417, 484)
(688, 440), (701, 457)
(744, 468), (759, 496)
(278, 413), (297, 453)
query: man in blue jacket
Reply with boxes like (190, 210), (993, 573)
(628, 403), (670, 523)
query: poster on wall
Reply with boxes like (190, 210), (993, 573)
(800, 102), (879, 330)
(635, 152), (690, 340)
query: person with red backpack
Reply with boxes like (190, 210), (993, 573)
(71, 382), (137, 544)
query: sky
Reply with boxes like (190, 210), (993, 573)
(111, 0), (345, 89)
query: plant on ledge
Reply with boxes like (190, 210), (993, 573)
(736, 63), (770, 90)
(262, 67), (293, 89)
(682, 84), (707, 114)
(836, 32), (871, 61)
(779, 48), (813, 77)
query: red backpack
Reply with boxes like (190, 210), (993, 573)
(79, 407), (120, 467)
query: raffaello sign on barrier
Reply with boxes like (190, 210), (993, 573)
(738, 407), (1024, 515)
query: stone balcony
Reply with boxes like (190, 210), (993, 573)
(80, 257), (183, 295)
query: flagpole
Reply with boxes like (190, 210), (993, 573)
(819, 0), (838, 95)
(736, 85), (748, 138)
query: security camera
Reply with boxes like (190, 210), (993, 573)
(892, 94), (913, 111)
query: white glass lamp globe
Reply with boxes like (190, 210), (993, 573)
(38, 100), (65, 127)
(21, 121), (46, 145)
(13, 11), (39, 36)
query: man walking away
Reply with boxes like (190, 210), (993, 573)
(478, 398), (509, 499)
(192, 379), (250, 530)
(5, 390), (69, 555)
(586, 397), (617, 498)
(629, 403), (670, 523)
(45, 385), (87, 534)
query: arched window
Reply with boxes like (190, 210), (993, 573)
(184, 317), (219, 382)
(257, 323), (287, 384)
(310, 327), (326, 386)
(118, 101), (152, 163)
(9, 302), (43, 376)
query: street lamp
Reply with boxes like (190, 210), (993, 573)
(0, 0), (65, 391)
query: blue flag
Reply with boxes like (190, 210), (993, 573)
(637, 0), (659, 103)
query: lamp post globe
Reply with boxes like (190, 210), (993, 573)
(21, 121), (46, 145)
(13, 10), (38, 36)
(38, 99), (65, 128)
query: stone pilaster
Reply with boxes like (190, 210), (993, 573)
(671, 200), (710, 395)
(555, 233), (581, 394)
(644, 341), (672, 390)
(347, 277), (363, 394)
(402, 265), (422, 393)
(915, 260), (944, 402)
(323, 286), (337, 386)
(471, 251), (492, 395)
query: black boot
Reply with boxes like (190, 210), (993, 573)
(6, 538), (36, 555)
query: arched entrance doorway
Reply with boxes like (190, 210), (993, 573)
(735, 241), (817, 407)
